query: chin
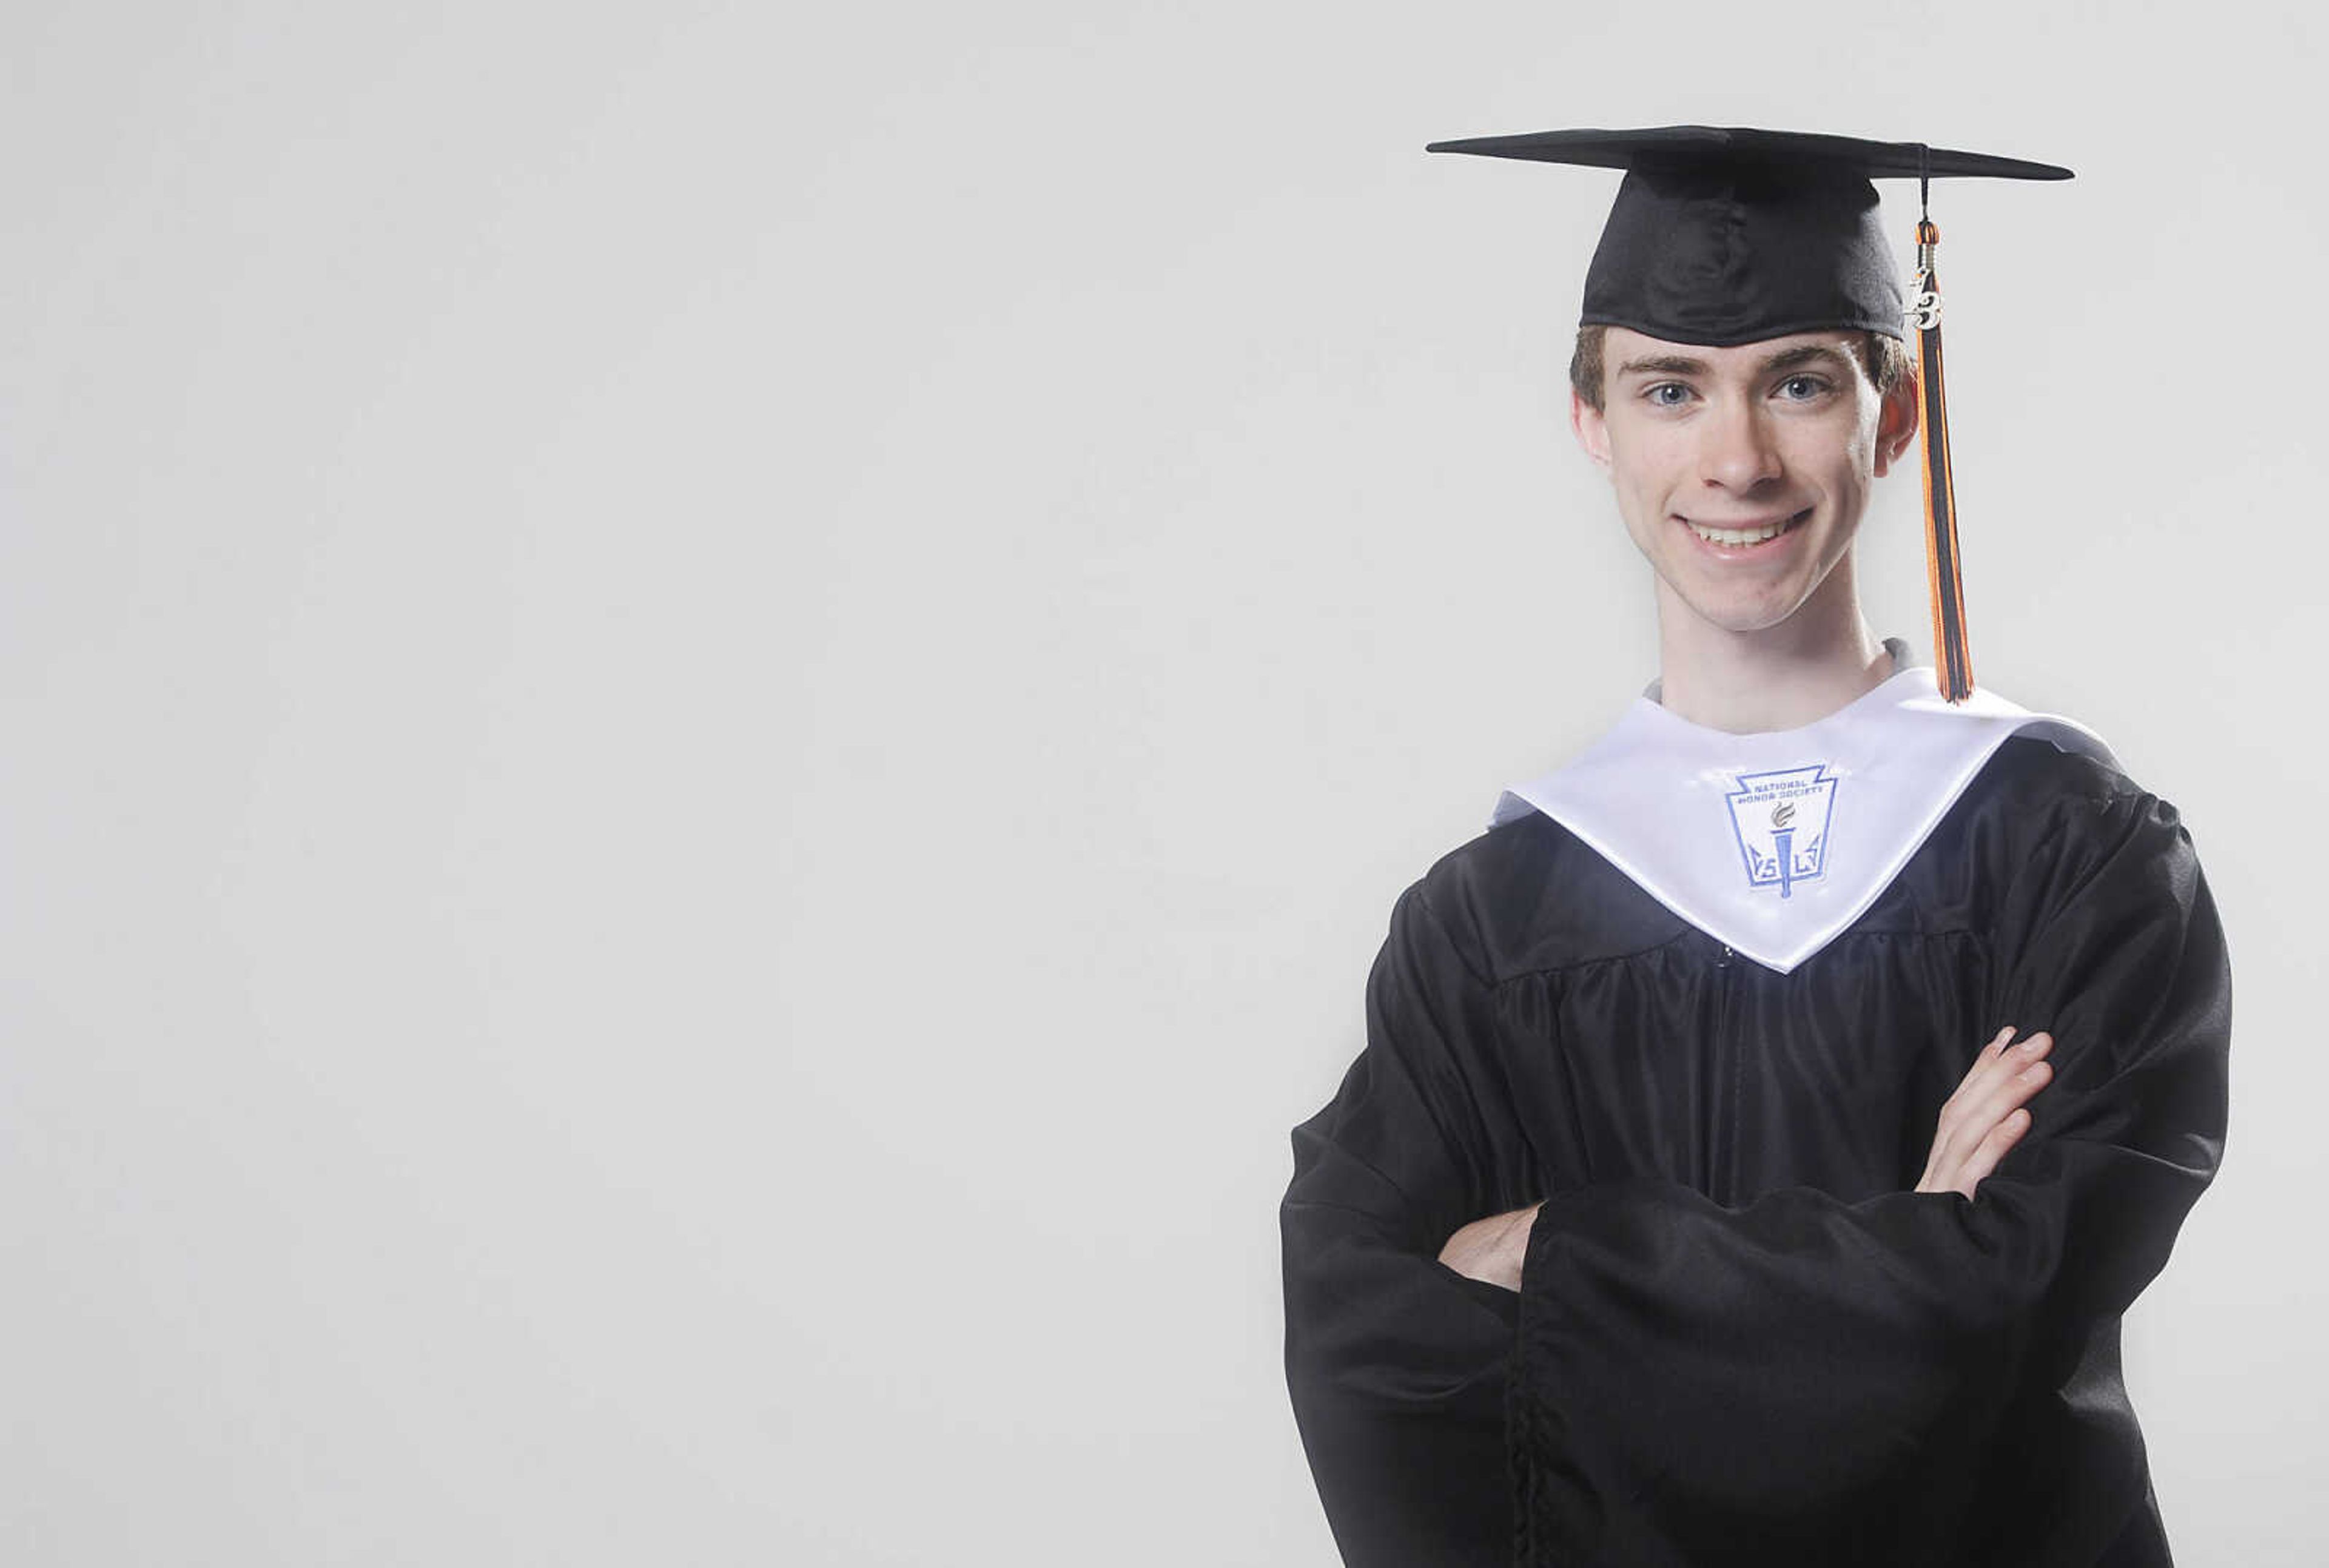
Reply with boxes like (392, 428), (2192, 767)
(1687, 601), (1803, 636)
(1663, 572), (1816, 634)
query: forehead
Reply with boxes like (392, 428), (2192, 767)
(1604, 326), (1863, 377)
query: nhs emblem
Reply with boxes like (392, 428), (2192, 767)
(1725, 764), (1838, 900)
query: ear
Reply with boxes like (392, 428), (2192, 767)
(1872, 369), (1921, 478)
(1570, 386), (1613, 476)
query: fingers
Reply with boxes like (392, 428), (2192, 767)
(1961, 1032), (2053, 1143)
(1944, 1030), (2051, 1118)
(1952, 1105), (2033, 1193)
(1918, 1027), (2056, 1199)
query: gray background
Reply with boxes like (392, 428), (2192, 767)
(1, 2), (2317, 1563)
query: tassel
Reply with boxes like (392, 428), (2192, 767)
(1907, 181), (1972, 702)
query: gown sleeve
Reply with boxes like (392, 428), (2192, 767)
(1510, 786), (2232, 1565)
(1280, 882), (1530, 1568)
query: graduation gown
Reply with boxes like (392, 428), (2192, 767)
(1280, 685), (2231, 1566)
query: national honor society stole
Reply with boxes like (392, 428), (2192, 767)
(1490, 665), (2116, 974)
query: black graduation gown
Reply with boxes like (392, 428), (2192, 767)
(1280, 737), (2231, 1567)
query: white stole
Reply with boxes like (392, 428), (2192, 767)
(1489, 665), (2116, 974)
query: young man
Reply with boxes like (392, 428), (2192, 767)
(1279, 128), (2230, 1567)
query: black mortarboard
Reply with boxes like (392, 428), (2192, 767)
(1425, 126), (2074, 702)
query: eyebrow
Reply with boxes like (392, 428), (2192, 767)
(1613, 343), (1857, 380)
(1756, 344), (1855, 375)
(1612, 352), (1711, 380)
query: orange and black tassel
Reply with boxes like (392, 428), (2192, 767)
(1907, 167), (1972, 702)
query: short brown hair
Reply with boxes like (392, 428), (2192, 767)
(1567, 324), (1912, 412)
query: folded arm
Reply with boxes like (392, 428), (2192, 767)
(1508, 788), (2230, 1562)
(1280, 883), (1530, 1567)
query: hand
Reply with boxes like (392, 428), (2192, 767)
(1915, 1026), (2054, 1200)
(1437, 1203), (1544, 1293)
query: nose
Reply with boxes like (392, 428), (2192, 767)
(1698, 396), (1784, 493)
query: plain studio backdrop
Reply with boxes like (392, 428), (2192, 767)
(0, 2), (2316, 1563)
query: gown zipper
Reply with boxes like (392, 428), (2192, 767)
(1713, 940), (1738, 1202)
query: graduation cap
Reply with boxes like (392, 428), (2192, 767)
(1425, 126), (2074, 704)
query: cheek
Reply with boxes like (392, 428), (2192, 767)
(1606, 431), (1685, 506)
(1785, 417), (1877, 494)
(1841, 395), (1884, 467)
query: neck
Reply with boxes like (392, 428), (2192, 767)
(1650, 555), (1895, 733)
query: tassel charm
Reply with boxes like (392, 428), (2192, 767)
(1908, 214), (1974, 702)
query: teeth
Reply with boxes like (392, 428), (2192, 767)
(1689, 516), (1795, 546)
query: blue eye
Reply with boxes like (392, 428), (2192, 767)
(1645, 383), (1693, 408)
(1776, 374), (1832, 400)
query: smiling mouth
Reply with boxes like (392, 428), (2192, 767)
(1681, 508), (1812, 549)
